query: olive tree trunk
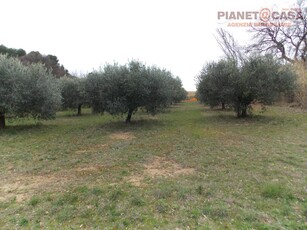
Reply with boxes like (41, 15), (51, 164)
(221, 102), (226, 110)
(0, 112), (5, 129)
(77, 104), (82, 116)
(236, 103), (248, 118)
(126, 109), (134, 123)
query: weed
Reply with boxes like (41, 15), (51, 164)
(55, 193), (78, 206)
(109, 189), (124, 201)
(131, 196), (146, 206)
(196, 185), (203, 195)
(156, 201), (168, 214)
(18, 218), (29, 226)
(92, 187), (104, 196)
(261, 183), (294, 199)
(56, 206), (76, 222)
(29, 196), (39, 206)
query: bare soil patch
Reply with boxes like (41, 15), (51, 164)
(0, 164), (104, 203)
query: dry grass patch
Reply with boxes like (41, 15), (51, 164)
(0, 174), (69, 203)
(109, 131), (136, 140)
(0, 164), (105, 203)
(127, 156), (195, 186)
(74, 165), (103, 175)
(144, 156), (195, 177)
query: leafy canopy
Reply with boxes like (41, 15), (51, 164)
(196, 55), (296, 117)
(85, 60), (186, 122)
(0, 54), (61, 128)
(59, 77), (87, 115)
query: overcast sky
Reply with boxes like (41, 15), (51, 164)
(0, 0), (297, 90)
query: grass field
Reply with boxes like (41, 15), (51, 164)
(0, 102), (306, 229)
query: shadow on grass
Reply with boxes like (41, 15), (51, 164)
(57, 113), (94, 118)
(0, 122), (56, 135)
(99, 117), (166, 132)
(56, 110), (93, 118)
(0, 122), (45, 135)
(198, 108), (294, 126)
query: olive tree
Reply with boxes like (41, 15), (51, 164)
(85, 61), (185, 123)
(168, 76), (188, 103)
(0, 54), (61, 128)
(85, 70), (109, 114)
(196, 59), (238, 109)
(59, 77), (86, 115)
(196, 55), (296, 117)
(234, 55), (296, 117)
(142, 66), (175, 114)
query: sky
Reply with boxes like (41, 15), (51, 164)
(0, 0), (297, 91)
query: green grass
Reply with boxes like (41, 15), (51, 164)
(0, 103), (306, 229)
(261, 183), (294, 199)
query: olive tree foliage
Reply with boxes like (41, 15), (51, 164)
(196, 55), (296, 117)
(168, 76), (188, 103)
(199, 28), (297, 117)
(234, 55), (296, 117)
(85, 71), (107, 114)
(0, 54), (61, 128)
(85, 61), (186, 123)
(196, 59), (238, 110)
(59, 77), (87, 115)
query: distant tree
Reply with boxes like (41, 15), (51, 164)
(196, 59), (238, 110)
(0, 54), (61, 129)
(59, 77), (87, 115)
(247, 1), (307, 63)
(196, 55), (296, 117)
(168, 77), (188, 103)
(142, 66), (175, 114)
(20, 51), (69, 78)
(85, 61), (185, 123)
(16, 49), (26, 57)
(0, 45), (70, 78)
(215, 28), (246, 65)
(0, 44), (26, 58)
(85, 71), (107, 114)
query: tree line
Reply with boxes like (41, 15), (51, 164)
(1, 0), (306, 127)
(0, 44), (70, 78)
(0, 54), (187, 129)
